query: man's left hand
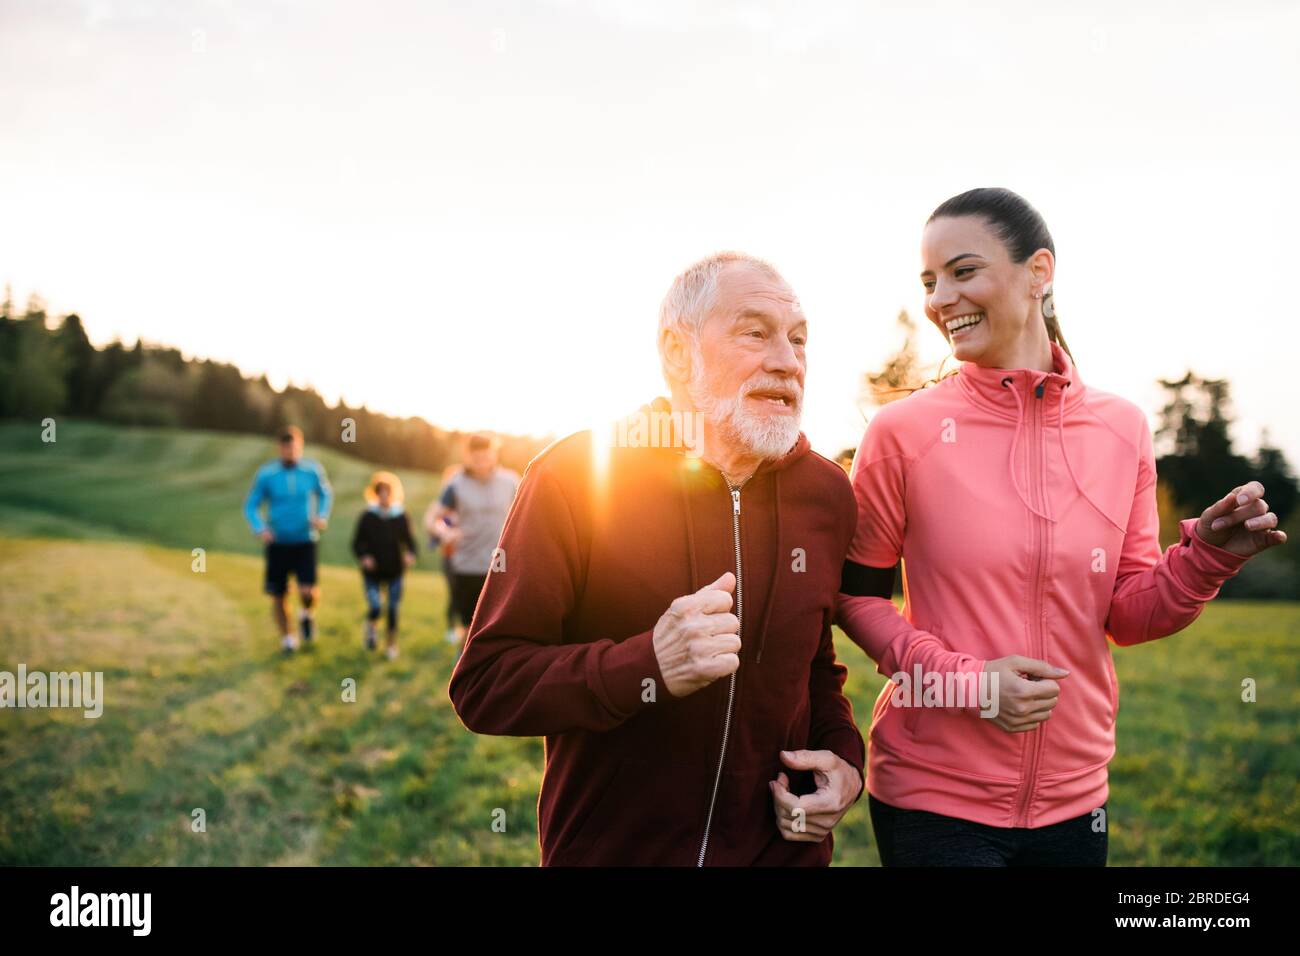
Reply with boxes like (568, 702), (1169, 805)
(769, 749), (861, 842)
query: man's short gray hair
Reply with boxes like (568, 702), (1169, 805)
(657, 251), (787, 384)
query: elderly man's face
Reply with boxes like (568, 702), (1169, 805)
(688, 263), (806, 460)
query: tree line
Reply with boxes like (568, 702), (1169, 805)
(3, 292), (1295, 597)
(0, 289), (550, 475)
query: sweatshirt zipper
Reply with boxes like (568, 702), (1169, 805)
(697, 477), (746, 866)
(1014, 379), (1048, 827)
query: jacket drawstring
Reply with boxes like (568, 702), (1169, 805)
(1001, 375), (1128, 533)
(1001, 375), (1055, 521)
(1055, 383), (1128, 533)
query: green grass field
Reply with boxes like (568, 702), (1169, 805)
(0, 419), (447, 566)
(1, 421), (1297, 865)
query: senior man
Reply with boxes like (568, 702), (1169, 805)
(449, 252), (865, 865)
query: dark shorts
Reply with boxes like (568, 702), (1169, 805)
(868, 793), (1109, 867)
(448, 572), (488, 626)
(264, 542), (318, 595)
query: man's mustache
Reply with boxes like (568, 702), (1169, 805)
(738, 376), (803, 407)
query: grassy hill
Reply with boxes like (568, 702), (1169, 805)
(0, 422), (1297, 865)
(0, 419), (447, 565)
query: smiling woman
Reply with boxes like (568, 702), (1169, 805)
(920, 187), (1071, 373)
(835, 186), (1287, 867)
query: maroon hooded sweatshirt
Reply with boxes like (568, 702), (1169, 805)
(448, 422), (866, 866)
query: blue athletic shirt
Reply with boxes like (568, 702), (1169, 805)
(243, 459), (333, 544)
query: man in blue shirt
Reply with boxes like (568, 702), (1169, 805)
(243, 426), (333, 654)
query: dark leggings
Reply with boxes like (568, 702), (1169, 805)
(448, 572), (488, 628)
(869, 794), (1108, 867)
(363, 575), (404, 630)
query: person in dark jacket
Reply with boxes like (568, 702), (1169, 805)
(352, 471), (417, 661)
(448, 252), (866, 866)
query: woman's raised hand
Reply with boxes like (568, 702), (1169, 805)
(1196, 481), (1288, 557)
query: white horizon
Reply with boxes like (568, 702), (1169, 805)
(2, 0), (1296, 465)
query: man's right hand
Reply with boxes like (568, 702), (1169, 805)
(653, 572), (741, 698)
(258, 529), (274, 544)
(982, 655), (1069, 733)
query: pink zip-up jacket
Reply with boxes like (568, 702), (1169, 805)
(835, 340), (1249, 828)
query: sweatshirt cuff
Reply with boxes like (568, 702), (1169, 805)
(954, 659), (992, 717)
(593, 628), (664, 720)
(1178, 517), (1250, 584)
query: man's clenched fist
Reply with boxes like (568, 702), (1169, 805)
(653, 572), (741, 698)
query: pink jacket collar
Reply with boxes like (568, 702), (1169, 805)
(955, 340), (1086, 423)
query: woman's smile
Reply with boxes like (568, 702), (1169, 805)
(944, 311), (986, 340)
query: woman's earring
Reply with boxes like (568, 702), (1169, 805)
(1040, 290), (1055, 320)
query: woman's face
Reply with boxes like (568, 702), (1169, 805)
(376, 484), (392, 507)
(920, 214), (1048, 366)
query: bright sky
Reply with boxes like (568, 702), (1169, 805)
(2, 0), (1297, 468)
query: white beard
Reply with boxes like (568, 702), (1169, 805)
(687, 348), (802, 461)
